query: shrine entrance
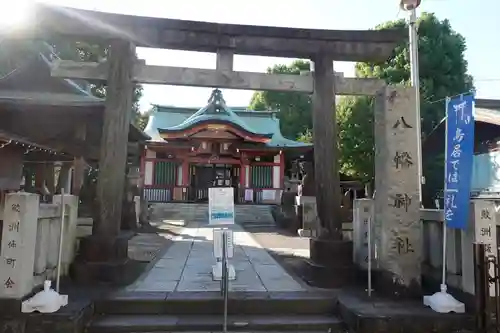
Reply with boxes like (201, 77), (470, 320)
(189, 163), (240, 202)
(15, 3), (423, 292)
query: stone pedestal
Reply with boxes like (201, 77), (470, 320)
(307, 238), (355, 287)
(296, 196), (319, 237)
(373, 86), (422, 297)
(71, 231), (132, 284)
(274, 191), (298, 231)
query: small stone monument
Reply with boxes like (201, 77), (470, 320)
(298, 161), (315, 196)
(297, 161), (319, 237)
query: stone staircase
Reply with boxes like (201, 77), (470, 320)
(150, 203), (276, 228)
(235, 204), (276, 228)
(87, 291), (346, 332)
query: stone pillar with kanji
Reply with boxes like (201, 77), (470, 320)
(462, 199), (498, 296)
(373, 86), (422, 296)
(353, 198), (374, 269)
(0, 193), (39, 298)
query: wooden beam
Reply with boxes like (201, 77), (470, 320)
(72, 157), (85, 196)
(51, 60), (386, 96)
(312, 56), (341, 237)
(14, 4), (405, 61)
(94, 39), (136, 237)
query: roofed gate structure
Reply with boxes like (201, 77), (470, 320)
(143, 89), (311, 204)
(4, 3), (422, 294)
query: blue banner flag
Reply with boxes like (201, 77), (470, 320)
(444, 94), (475, 229)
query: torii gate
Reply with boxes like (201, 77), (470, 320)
(5, 3), (422, 292)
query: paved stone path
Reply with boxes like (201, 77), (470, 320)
(130, 222), (306, 292)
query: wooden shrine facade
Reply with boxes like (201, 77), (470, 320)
(141, 89), (312, 204)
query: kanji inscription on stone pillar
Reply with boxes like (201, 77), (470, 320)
(0, 193), (39, 298)
(373, 86), (422, 288)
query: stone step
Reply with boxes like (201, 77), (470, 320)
(241, 223), (276, 229)
(88, 314), (345, 332)
(151, 203), (276, 226)
(95, 292), (337, 316)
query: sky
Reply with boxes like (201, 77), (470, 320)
(4, 0), (499, 111)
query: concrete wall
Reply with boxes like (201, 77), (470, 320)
(353, 198), (499, 297)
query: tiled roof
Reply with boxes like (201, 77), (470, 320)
(144, 89), (312, 149)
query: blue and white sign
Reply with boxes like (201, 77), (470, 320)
(208, 187), (235, 225)
(444, 94), (475, 229)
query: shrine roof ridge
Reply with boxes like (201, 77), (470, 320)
(157, 118), (274, 139)
(151, 105), (277, 114)
(145, 98), (311, 149)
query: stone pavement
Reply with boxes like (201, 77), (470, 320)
(130, 222), (306, 292)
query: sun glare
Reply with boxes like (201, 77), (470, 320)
(0, 1), (32, 29)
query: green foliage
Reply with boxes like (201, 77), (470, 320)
(355, 13), (474, 137)
(134, 107), (152, 131)
(337, 96), (374, 182)
(352, 12), (474, 203)
(297, 128), (313, 144)
(249, 60), (312, 139)
(247, 13), (474, 206)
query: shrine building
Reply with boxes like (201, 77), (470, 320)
(142, 89), (312, 204)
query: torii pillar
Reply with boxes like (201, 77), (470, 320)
(73, 39), (136, 283)
(308, 55), (354, 287)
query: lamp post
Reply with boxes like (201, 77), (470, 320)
(400, 0), (423, 206)
(402, 1), (466, 314)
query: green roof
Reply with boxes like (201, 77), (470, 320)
(144, 89), (311, 149)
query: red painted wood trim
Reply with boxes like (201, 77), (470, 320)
(240, 164), (246, 188)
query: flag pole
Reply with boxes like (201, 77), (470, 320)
(400, 0), (424, 206)
(441, 97), (450, 291)
(422, 96), (465, 313)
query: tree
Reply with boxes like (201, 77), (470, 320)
(297, 128), (313, 144)
(134, 107), (152, 131)
(355, 13), (473, 136)
(339, 12), (474, 203)
(248, 13), (473, 207)
(337, 96), (374, 182)
(249, 60), (312, 139)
